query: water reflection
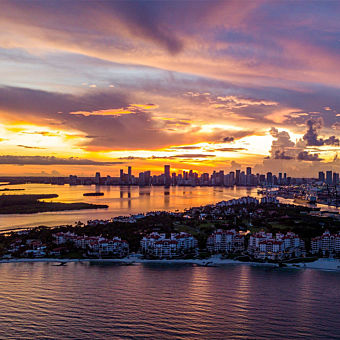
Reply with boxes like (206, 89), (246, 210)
(3, 183), (338, 230)
(0, 263), (340, 339)
(164, 188), (170, 208)
(0, 184), (264, 230)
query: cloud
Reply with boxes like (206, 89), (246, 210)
(170, 146), (201, 150)
(268, 118), (340, 163)
(108, 1), (183, 54)
(230, 160), (241, 169)
(0, 86), (261, 151)
(150, 153), (214, 160)
(0, 1), (339, 176)
(332, 122), (340, 130)
(303, 118), (339, 146)
(269, 127), (297, 159)
(273, 150), (293, 160)
(118, 156), (145, 160)
(212, 147), (246, 152)
(0, 86), (129, 119)
(17, 145), (47, 149)
(0, 155), (124, 165)
(297, 151), (323, 162)
(172, 154), (214, 158)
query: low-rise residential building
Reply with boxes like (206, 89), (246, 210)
(140, 232), (197, 258)
(311, 230), (340, 255)
(248, 231), (303, 260)
(260, 196), (279, 204)
(207, 229), (245, 253)
(52, 232), (129, 257)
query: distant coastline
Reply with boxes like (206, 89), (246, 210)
(0, 194), (108, 214)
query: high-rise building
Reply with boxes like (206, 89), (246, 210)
(246, 167), (252, 176)
(95, 172), (101, 185)
(229, 171), (235, 185)
(326, 171), (333, 185)
(259, 174), (266, 184)
(319, 171), (325, 182)
(236, 169), (241, 185)
(127, 166), (132, 185)
(266, 172), (273, 185)
(164, 165), (171, 185)
(333, 172), (339, 186)
(69, 175), (78, 185)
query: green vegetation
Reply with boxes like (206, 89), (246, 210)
(0, 200), (339, 260)
(0, 194), (108, 214)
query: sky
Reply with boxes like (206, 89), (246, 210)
(0, 0), (339, 177)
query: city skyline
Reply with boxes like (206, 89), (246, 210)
(23, 164), (340, 189)
(0, 1), (340, 177)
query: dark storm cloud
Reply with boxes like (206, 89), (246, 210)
(0, 86), (129, 118)
(274, 150), (293, 160)
(2, 0), (184, 55)
(303, 118), (339, 146)
(107, 1), (183, 54)
(297, 151), (323, 162)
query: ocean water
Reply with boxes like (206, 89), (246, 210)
(0, 262), (339, 339)
(0, 184), (260, 230)
(1, 183), (339, 231)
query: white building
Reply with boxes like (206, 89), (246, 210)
(260, 196), (279, 204)
(52, 232), (129, 257)
(249, 231), (303, 260)
(311, 230), (340, 255)
(207, 229), (245, 253)
(140, 232), (197, 258)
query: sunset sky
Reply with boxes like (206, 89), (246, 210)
(0, 0), (339, 177)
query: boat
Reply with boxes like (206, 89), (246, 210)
(83, 192), (104, 197)
(293, 194), (317, 204)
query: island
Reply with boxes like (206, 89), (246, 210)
(83, 192), (104, 196)
(0, 194), (108, 214)
(0, 196), (339, 270)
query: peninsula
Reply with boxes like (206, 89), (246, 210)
(0, 194), (108, 214)
(1, 197), (339, 268)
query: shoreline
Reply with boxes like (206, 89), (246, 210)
(1, 257), (339, 272)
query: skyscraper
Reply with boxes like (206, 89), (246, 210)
(164, 165), (171, 186)
(236, 169), (240, 185)
(326, 171), (333, 185)
(128, 166), (132, 185)
(266, 172), (273, 185)
(95, 172), (101, 185)
(319, 171), (325, 182)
